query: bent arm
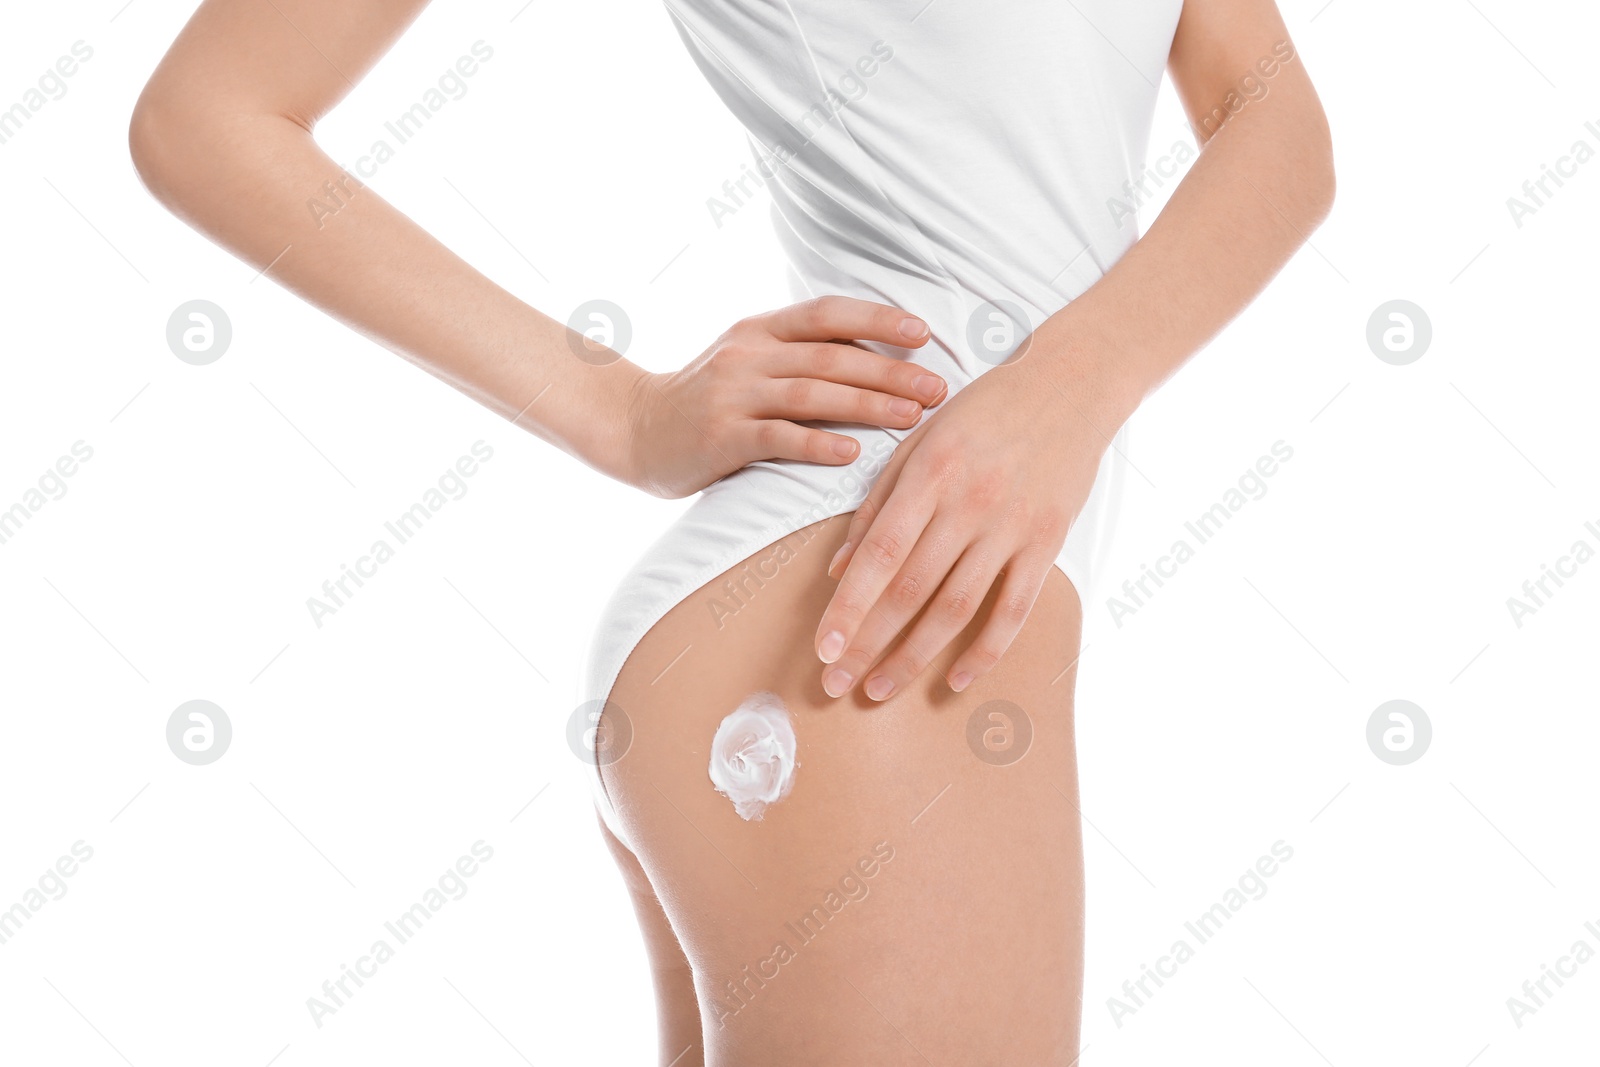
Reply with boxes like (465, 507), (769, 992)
(1023, 0), (1336, 422)
(129, 0), (641, 479)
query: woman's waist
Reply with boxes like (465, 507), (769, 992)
(779, 251), (1080, 379)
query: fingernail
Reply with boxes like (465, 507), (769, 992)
(899, 317), (928, 340)
(824, 668), (854, 697)
(949, 671), (973, 693)
(818, 630), (846, 663)
(888, 397), (920, 418)
(912, 374), (943, 400)
(831, 437), (857, 458)
(864, 676), (895, 701)
(827, 542), (851, 577)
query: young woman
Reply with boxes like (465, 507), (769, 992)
(132, 1), (1333, 1062)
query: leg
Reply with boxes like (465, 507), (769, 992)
(600, 512), (1086, 1065)
(596, 812), (706, 1066)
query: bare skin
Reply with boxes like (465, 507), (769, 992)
(601, 512), (1085, 1065)
(597, 814), (704, 1064)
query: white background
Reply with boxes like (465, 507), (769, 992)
(2, 0), (1597, 1064)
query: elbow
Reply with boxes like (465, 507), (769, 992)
(1297, 105), (1337, 232)
(127, 87), (187, 211)
(127, 82), (262, 216)
(130, 84), (313, 229)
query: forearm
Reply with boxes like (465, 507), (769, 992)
(129, 98), (643, 480)
(1026, 46), (1336, 430)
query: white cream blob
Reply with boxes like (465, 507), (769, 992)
(708, 692), (798, 820)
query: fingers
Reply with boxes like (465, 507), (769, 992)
(943, 554), (1051, 693)
(733, 420), (868, 465)
(765, 342), (947, 407)
(759, 295), (932, 349)
(756, 376), (931, 430)
(826, 436), (909, 580)
(820, 516), (970, 700)
(859, 541), (1004, 700)
(814, 488), (937, 694)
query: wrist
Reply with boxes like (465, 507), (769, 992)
(1013, 320), (1144, 433)
(603, 361), (655, 489)
(524, 356), (653, 489)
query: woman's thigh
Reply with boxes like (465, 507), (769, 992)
(601, 511), (1086, 1066)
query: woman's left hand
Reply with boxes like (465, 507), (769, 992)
(813, 352), (1123, 700)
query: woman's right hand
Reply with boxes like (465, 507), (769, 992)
(621, 297), (947, 498)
